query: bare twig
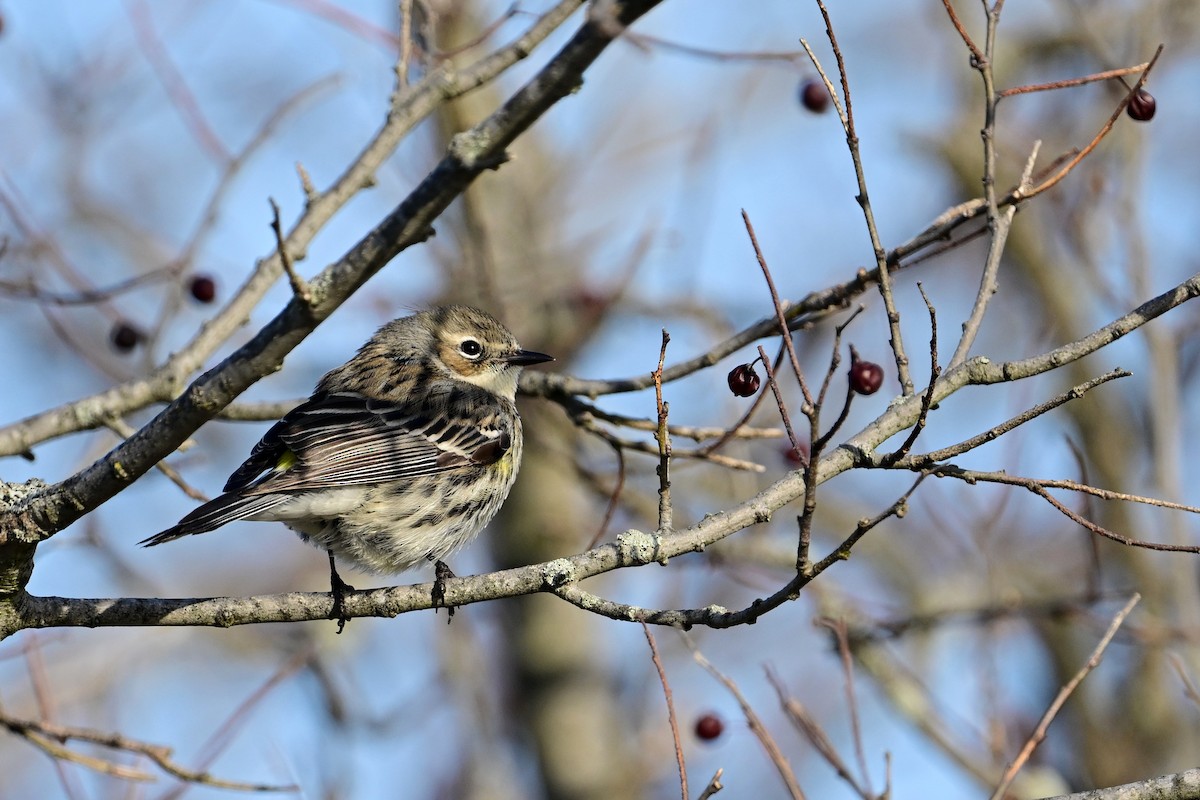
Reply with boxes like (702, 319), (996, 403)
(0, 711), (294, 791)
(1030, 486), (1200, 554)
(880, 368), (1131, 467)
(566, 395), (783, 443)
(397, 0), (414, 86)
(743, 210), (813, 407)
(947, 133), (1040, 369)
(643, 624), (687, 800)
(697, 769), (725, 799)
(988, 594), (1140, 800)
(757, 347), (802, 459)
(1017, 46), (1163, 200)
(806, 476), (926, 579)
(624, 32), (805, 64)
(587, 443), (627, 549)
(690, 642), (806, 800)
(268, 198), (311, 305)
(812, 309), (865, 453)
(766, 666), (868, 799)
(699, 343), (788, 457)
(939, 0), (984, 63)
(804, 1), (912, 394)
(653, 330), (673, 532)
(880, 283), (940, 464)
(127, 0), (230, 163)
(999, 61), (1150, 98)
(817, 619), (874, 797)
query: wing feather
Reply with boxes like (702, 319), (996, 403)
(229, 391), (513, 496)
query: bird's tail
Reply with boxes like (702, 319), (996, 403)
(141, 492), (291, 546)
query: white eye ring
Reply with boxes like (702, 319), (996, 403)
(459, 338), (484, 359)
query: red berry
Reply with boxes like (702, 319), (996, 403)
(727, 364), (761, 397)
(189, 274), (217, 303)
(849, 360), (884, 395)
(111, 321), (143, 353)
(694, 713), (724, 741)
(1126, 89), (1156, 122)
(799, 79), (830, 113)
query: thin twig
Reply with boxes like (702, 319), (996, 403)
(757, 347), (802, 458)
(743, 210), (813, 408)
(689, 641), (806, 800)
(999, 61), (1150, 98)
(573, 416), (767, 472)
(939, 0), (984, 63)
(817, 619), (874, 797)
(948, 137), (1041, 369)
(625, 32), (805, 64)
(924, 466), (1200, 517)
(988, 593), (1140, 800)
(268, 198), (311, 305)
(567, 395), (783, 443)
(805, 2), (911, 394)
(1017, 46), (1163, 200)
(1031, 487), (1200, 554)
(765, 666), (868, 799)
(643, 624), (687, 800)
(699, 343), (788, 457)
(813, 307), (864, 427)
(127, 0), (230, 163)
(806, 476), (926, 578)
(397, 0), (414, 87)
(653, 330), (673, 532)
(697, 769), (725, 799)
(0, 711), (294, 791)
(881, 368), (1131, 467)
(880, 283), (940, 465)
(553, 477), (926, 631)
(587, 443), (626, 549)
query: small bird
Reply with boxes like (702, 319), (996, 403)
(143, 305), (553, 622)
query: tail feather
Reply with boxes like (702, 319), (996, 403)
(141, 492), (291, 547)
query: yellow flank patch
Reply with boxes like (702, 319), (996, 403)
(275, 450), (297, 472)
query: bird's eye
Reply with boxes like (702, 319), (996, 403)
(459, 338), (484, 359)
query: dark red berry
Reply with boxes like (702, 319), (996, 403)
(189, 274), (217, 303)
(799, 79), (830, 114)
(849, 360), (884, 395)
(1126, 89), (1156, 122)
(111, 321), (143, 352)
(783, 442), (809, 466)
(727, 364), (761, 397)
(695, 713), (724, 741)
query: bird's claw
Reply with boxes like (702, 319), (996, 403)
(432, 559), (456, 622)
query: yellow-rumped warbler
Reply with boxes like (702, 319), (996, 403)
(142, 305), (552, 615)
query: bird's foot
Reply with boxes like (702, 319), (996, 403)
(431, 558), (456, 622)
(327, 551), (355, 634)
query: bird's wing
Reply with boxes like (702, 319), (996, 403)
(228, 391), (513, 495)
(140, 492), (295, 545)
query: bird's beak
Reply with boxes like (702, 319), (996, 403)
(507, 349), (555, 367)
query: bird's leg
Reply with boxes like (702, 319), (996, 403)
(429, 556), (456, 621)
(327, 550), (355, 634)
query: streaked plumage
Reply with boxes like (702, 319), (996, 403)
(143, 305), (552, 576)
